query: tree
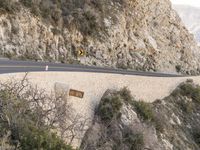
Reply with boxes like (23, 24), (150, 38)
(0, 73), (89, 149)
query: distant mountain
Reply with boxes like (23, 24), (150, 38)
(173, 5), (200, 44)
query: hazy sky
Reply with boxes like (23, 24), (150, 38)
(171, 0), (200, 7)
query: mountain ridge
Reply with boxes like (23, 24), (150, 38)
(0, 0), (200, 74)
(173, 4), (200, 45)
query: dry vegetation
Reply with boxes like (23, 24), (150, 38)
(0, 0), (104, 38)
(0, 74), (88, 149)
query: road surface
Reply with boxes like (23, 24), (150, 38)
(0, 59), (184, 77)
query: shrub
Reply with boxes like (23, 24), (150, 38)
(117, 63), (128, 69)
(41, 7), (51, 19)
(119, 88), (155, 122)
(186, 79), (193, 83)
(175, 65), (181, 73)
(179, 83), (200, 103)
(178, 100), (194, 113)
(0, 0), (19, 13)
(30, 4), (41, 16)
(119, 87), (133, 103)
(0, 77), (76, 149)
(51, 28), (62, 35)
(124, 132), (144, 150)
(179, 84), (195, 96)
(11, 25), (19, 34)
(20, 126), (73, 150)
(79, 11), (99, 36)
(185, 102), (194, 113)
(20, 0), (32, 7)
(133, 101), (154, 121)
(51, 8), (62, 23)
(98, 95), (123, 122)
(192, 128), (200, 147)
(153, 115), (165, 133)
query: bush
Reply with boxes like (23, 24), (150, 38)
(20, 0), (32, 7)
(51, 28), (62, 35)
(20, 126), (73, 150)
(124, 132), (144, 150)
(153, 116), (165, 133)
(0, 0), (19, 13)
(175, 65), (181, 73)
(98, 95), (123, 122)
(179, 83), (200, 103)
(178, 100), (194, 113)
(192, 128), (200, 147)
(119, 87), (133, 103)
(117, 63), (128, 70)
(0, 77), (75, 149)
(79, 11), (99, 36)
(133, 101), (154, 121)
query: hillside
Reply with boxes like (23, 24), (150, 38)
(81, 81), (200, 150)
(2, 76), (200, 150)
(0, 0), (200, 74)
(173, 5), (200, 45)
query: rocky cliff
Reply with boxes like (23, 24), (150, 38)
(81, 81), (200, 150)
(0, 0), (200, 74)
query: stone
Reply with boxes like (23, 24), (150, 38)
(0, 0), (199, 74)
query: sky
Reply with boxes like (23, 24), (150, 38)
(171, 0), (200, 7)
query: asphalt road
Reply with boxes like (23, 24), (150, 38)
(0, 59), (184, 77)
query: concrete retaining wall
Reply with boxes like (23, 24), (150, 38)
(0, 72), (197, 119)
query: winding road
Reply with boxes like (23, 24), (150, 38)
(0, 59), (184, 77)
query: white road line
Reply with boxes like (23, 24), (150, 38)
(45, 65), (49, 71)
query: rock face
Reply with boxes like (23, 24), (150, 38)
(81, 82), (200, 150)
(0, 0), (200, 74)
(80, 89), (162, 150)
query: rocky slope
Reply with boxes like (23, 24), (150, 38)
(81, 81), (200, 150)
(0, 0), (200, 74)
(173, 5), (200, 45)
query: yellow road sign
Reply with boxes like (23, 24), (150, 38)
(78, 49), (85, 56)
